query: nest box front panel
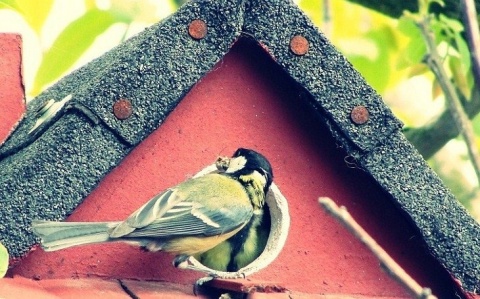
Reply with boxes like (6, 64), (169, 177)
(0, 34), (25, 144)
(12, 39), (458, 297)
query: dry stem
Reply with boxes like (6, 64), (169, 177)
(417, 15), (480, 187)
(318, 197), (437, 299)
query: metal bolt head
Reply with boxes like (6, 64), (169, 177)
(290, 35), (309, 55)
(351, 105), (369, 125)
(188, 19), (207, 40)
(113, 99), (133, 120)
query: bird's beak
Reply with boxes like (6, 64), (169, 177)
(215, 156), (230, 172)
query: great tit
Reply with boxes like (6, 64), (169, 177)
(32, 148), (273, 274)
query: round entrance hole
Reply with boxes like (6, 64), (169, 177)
(180, 163), (290, 278)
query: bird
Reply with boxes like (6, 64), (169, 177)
(32, 148), (273, 274)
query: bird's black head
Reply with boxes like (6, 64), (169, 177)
(223, 148), (274, 193)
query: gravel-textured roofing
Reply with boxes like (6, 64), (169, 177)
(1, 0), (479, 295)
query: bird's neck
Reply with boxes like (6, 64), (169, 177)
(237, 170), (267, 210)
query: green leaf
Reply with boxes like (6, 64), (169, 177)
(32, 9), (121, 95)
(449, 56), (471, 99)
(454, 31), (471, 72)
(398, 15), (417, 35)
(0, 242), (8, 278)
(347, 27), (396, 93)
(439, 14), (463, 33)
(472, 113), (480, 136)
(397, 17), (427, 69)
(419, 0), (444, 15)
(408, 63), (429, 77)
(429, 0), (445, 7)
(0, 0), (19, 10)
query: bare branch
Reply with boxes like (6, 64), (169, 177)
(417, 15), (480, 185)
(461, 0), (480, 90)
(318, 197), (437, 299)
(407, 1), (480, 159)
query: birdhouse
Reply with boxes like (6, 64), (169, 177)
(1, 0), (480, 298)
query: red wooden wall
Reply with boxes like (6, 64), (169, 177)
(0, 33), (25, 144)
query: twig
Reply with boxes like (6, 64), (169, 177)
(461, 0), (480, 94)
(402, 0), (480, 159)
(318, 197), (437, 299)
(417, 15), (480, 186)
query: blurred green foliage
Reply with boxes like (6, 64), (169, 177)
(1, 0), (411, 97)
(0, 0), (165, 95)
(32, 9), (121, 95)
(300, 0), (407, 94)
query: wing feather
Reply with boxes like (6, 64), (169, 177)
(125, 202), (252, 238)
(128, 189), (178, 227)
(109, 189), (181, 237)
(109, 174), (253, 239)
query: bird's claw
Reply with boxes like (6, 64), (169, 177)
(172, 254), (190, 268)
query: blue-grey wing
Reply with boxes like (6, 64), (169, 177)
(126, 200), (252, 237)
(109, 175), (253, 239)
(109, 188), (180, 237)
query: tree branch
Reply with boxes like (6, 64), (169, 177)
(318, 198), (437, 299)
(341, 0), (480, 159)
(405, 0), (480, 160)
(404, 88), (480, 159)
(461, 0), (480, 91)
(417, 14), (480, 184)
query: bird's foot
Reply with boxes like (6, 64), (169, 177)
(173, 255), (219, 276)
(172, 254), (190, 268)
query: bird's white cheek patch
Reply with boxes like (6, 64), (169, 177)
(225, 156), (247, 173)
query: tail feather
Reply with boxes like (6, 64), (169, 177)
(32, 220), (121, 251)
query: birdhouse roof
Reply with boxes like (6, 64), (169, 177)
(1, 0), (479, 297)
